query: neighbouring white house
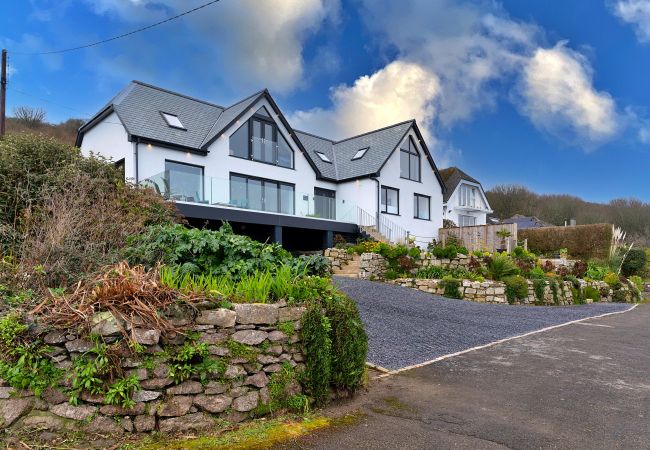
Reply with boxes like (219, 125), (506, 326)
(439, 167), (492, 227)
(77, 81), (446, 250)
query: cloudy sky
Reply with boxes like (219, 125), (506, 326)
(2, 0), (650, 202)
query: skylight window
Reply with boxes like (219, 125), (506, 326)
(315, 151), (332, 163)
(352, 147), (368, 160)
(161, 112), (185, 130)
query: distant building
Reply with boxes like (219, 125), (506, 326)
(439, 167), (492, 227)
(502, 214), (553, 229)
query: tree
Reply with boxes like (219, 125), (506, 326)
(12, 106), (47, 128)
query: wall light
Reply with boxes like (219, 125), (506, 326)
(186, 152), (191, 158)
(146, 143), (152, 150)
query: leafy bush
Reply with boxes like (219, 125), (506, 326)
(621, 249), (647, 277)
(397, 255), (417, 273)
(586, 261), (609, 280)
(430, 243), (467, 259)
(603, 272), (622, 289)
(440, 276), (462, 299)
(571, 260), (588, 278)
(416, 265), (445, 279)
(519, 224), (613, 260)
(384, 269), (399, 280)
(528, 266), (546, 280)
(532, 279), (546, 305)
(504, 275), (529, 304)
(301, 305), (332, 404)
(125, 223), (292, 281)
(583, 286), (601, 302)
(293, 254), (331, 277)
(407, 246), (421, 259)
(628, 275), (643, 291)
(487, 254), (519, 281)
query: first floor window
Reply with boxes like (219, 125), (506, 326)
(165, 160), (203, 202)
(459, 184), (479, 208)
(459, 214), (476, 227)
(414, 194), (430, 220)
(229, 173), (294, 214)
(381, 186), (399, 215)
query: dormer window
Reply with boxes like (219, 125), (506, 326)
(315, 151), (332, 163)
(161, 112), (185, 130)
(352, 147), (368, 160)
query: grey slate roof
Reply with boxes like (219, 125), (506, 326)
(439, 167), (483, 203)
(78, 81), (444, 186)
(502, 215), (553, 229)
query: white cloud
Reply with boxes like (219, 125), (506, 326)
(288, 60), (440, 140)
(517, 43), (619, 145)
(84, 0), (338, 93)
(611, 0), (650, 43)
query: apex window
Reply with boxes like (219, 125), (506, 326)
(400, 136), (420, 182)
(381, 186), (399, 215)
(459, 184), (479, 208)
(229, 107), (294, 169)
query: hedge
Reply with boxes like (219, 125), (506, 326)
(519, 224), (613, 259)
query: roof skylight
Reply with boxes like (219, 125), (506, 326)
(161, 112), (185, 129)
(352, 147), (369, 160)
(315, 151), (332, 163)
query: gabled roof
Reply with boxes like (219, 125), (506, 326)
(439, 166), (483, 203)
(77, 81), (445, 186)
(502, 214), (553, 229)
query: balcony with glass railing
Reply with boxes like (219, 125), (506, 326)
(142, 170), (359, 223)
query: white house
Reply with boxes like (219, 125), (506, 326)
(77, 81), (446, 250)
(439, 167), (492, 227)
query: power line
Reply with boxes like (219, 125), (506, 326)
(8, 0), (221, 56)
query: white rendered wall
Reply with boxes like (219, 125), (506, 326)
(377, 128), (444, 247)
(444, 182), (489, 226)
(80, 112), (134, 180)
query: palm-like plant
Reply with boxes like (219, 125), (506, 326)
(487, 253), (519, 281)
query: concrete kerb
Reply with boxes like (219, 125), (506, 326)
(374, 303), (639, 378)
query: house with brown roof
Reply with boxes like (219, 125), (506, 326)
(439, 167), (492, 227)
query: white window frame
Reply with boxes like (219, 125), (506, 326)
(458, 214), (476, 227)
(161, 112), (185, 130)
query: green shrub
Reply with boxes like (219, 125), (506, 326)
(293, 254), (331, 278)
(416, 265), (445, 279)
(528, 266), (546, 280)
(124, 223), (292, 281)
(487, 254), (519, 281)
(629, 275), (644, 291)
(549, 280), (560, 305)
(586, 261), (609, 280)
(407, 246), (421, 259)
(583, 286), (601, 302)
(300, 305), (332, 404)
(440, 276), (462, 299)
(532, 279), (546, 305)
(621, 249), (647, 277)
(612, 289), (628, 303)
(105, 376), (141, 409)
(384, 269), (399, 280)
(603, 272), (622, 289)
(571, 287), (585, 304)
(504, 275), (528, 304)
(519, 224), (613, 260)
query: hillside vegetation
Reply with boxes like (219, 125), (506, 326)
(5, 106), (83, 146)
(486, 185), (650, 246)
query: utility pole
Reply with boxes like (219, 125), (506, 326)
(0, 49), (6, 137)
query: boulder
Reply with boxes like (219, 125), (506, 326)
(234, 304), (279, 325)
(134, 414), (156, 432)
(157, 396), (193, 417)
(232, 330), (268, 345)
(0, 397), (33, 426)
(50, 403), (96, 421)
(193, 394), (232, 413)
(232, 391), (259, 412)
(159, 412), (215, 433)
(167, 380), (203, 395)
(196, 309), (236, 327)
(244, 371), (269, 388)
(133, 328), (160, 345)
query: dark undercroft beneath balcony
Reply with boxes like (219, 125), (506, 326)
(177, 202), (359, 252)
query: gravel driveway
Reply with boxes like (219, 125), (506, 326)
(333, 277), (634, 371)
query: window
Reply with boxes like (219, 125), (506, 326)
(165, 160), (203, 202)
(459, 215), (477, 227)
(459, 184), (479, 208)
(414, 194), (430, 220)
(314, 188), (336, 220)
(161, 112), (185, 130)
(352, 147), (368, 160)
(315, 151), (332, 163)
(229, 173), (294, 214)
(399, 136), (420, 181)
(381, 186), (399, 215)
(228, 107), (294, 169)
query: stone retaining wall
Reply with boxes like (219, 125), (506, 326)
(0, 303), (306, 435)
(324, 248), (353, 272)
(389, 278), (624, 305)
(359, 253), (387, 279)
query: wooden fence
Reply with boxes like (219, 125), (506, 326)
(439, 223), (519, 253)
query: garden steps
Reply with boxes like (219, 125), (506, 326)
(332, 254), (361, 278)
(360, 226), (391, 244)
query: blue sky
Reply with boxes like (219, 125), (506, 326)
(2, 0), (650, 202)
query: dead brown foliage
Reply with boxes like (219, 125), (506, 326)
(31, 262), (203, 337)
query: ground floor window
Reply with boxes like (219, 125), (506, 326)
(165, 160), (204, 202)
(414, 193), (430, 220)
(381, 186), (399, 215)
(230, 173), (294, 214)
(458, 214), (477, 227)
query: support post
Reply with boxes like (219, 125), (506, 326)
(273, 225), (283, 245)
(323, 230), (333, 249)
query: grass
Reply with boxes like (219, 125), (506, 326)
(130, 413), (364, 449)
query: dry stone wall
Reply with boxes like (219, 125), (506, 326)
(0, 303), (306, 435)
(324, 248), (353, 272)
(359, 253), (387, 279)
